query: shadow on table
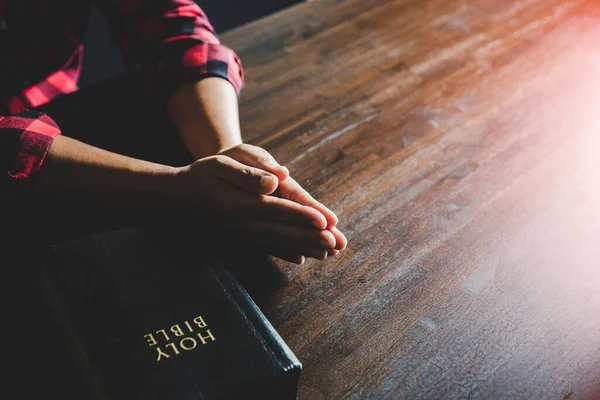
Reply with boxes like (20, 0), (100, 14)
(154, 224), (288, 309)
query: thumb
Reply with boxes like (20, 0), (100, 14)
(219, 144), (289, 182)
(210, 155), (279, 194)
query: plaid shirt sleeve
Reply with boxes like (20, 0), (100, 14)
(0, 111), (61, 182)
(96, 0), (244, 98)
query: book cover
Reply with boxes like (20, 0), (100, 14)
(41, 226), (302, 400)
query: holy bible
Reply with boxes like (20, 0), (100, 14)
(41, 226), (302, 400)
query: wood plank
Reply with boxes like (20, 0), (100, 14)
(222, 0), (600, 398)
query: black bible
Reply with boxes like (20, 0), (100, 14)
(41, 226), (302, 400)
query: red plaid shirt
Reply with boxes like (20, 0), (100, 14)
(0, 0), (244, 180)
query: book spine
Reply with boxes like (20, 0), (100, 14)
(210, 264), (302, 398)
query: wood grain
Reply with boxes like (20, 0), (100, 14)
(222, 0), (600, 398)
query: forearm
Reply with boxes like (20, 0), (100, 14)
(34, 135), (178, 209)
(167, 77), (243, 159)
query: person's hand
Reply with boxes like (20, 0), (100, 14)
(217, 144), (348, 257)
(171, 155), (337, 264)
(273, 175), (347, 257)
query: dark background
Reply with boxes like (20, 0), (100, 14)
(79, 0), (302, 86)
(11, 2), (301, 398)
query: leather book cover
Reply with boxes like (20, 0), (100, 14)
(41, 226), (302, 400)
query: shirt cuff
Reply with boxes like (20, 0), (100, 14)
(0, 111), (62, 180)
(159, 42), (245, 100)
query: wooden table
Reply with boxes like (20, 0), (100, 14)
(222, 0), (600, 398)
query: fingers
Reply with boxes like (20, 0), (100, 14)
(271, 252), (305, 265)
(309, 249), (329, 260)
(272, 175), (348, 253)
(330, 226), (348, 250)
(209, 155), (278, 195)
(275, 177), (339, 229)
(256, 195), (328, 229)
(219, 144), (289, 182)
(204, 148), (348, 261)
(248, 220), (336, 257)
(214, 146), (340, 230)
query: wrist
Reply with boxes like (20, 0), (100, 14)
(149, 165), (186, 207)
(215, 139), (243, 155)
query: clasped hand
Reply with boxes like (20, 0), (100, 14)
(172, 144), (347, 264)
